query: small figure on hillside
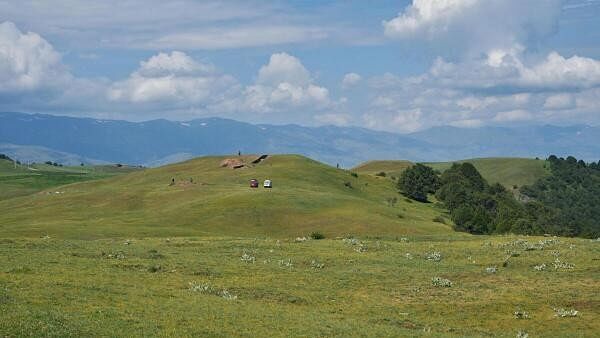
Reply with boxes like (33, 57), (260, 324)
(336, 163), (340, 169)
(238, 150), (241, 156)
(169, 178), (175, 186)
(190, 177), (194, 183)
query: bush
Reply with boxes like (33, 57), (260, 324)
(433, 216), (446, 224)
(343, 181), (353, 189)
(375, 171), (386, 177)
(310, 232), (325, 240)
(350, 172), (358, 178)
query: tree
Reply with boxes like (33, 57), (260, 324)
(397, 164), (439, 202)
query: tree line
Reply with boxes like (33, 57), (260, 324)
(398, 156), (600, 238)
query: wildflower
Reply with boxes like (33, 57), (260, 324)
(354, 243), (368, 253)
(188, 281), (212, 293)
(485, 266), (497, 274)
(124, 239), (132, 245)
(533, 263), (546, 271)
(431, 277), (452, 287)
(295, 237), (308, 243)
(553, 258), (574, 270)
(220, 289), (238, 301)
(425, 251), (442, 262)
(554, 308), (578, 317)
(310, 260), (325, 269)
(514, 309), (530, 319)
(400, 237), (409, 243)
(405, 253), (413, 260)
(279, 259), (293, 268)
(240, 252), (255, 263)
(517, 330), (529, 338)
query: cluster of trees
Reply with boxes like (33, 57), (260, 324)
(398, 156), (600, 238)
(44, 161), (63, 167)
(0, 154), (13, 161)
(520, 156), (600, 237)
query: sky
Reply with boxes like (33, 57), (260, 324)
(1, 0), (600, 133)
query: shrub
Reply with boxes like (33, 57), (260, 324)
(433, 216), (446, 224)
(350, 172), (358, 178)
(147, 265), (162, 273)
(375, 171), (386, 177)
(344, 181), (353, 189)
(310, 232), (325, 240)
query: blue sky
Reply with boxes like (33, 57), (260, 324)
(1, 0), (600, 132)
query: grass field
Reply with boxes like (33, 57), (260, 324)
(0, 154), (597, 337)
(425, 158), (549, 189)
(0, 159), (141, 200)
(1, 235), (597, 337)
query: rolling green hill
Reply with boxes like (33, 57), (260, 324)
(0, 159), (141, 200)
(425, 157), (549, 189)
(0, 155), (451, 239)
(352, 160), (414, 177)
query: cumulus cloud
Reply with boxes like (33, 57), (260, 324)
(108, 51), (238, 105)
(244, 53), (331, 113)
(383, 0), (562, 55)
(341, 73), (362, 89)
(361, 46), (600, 132)
(0, 21), (70, 93)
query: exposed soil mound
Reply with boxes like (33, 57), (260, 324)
(220, 158), (245, 169)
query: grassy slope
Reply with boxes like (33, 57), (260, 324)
(352, 160), (414, 178)
(425, 158), (549, 188)
(0, 235), (597, 337)
(0, 159), (140, 200)
(0, 155), (451, 239)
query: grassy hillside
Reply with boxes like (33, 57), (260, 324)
(352, 160), (414, 178)
(425, 158), (549, 189)
(0, 155), (451, 239)
(0, 159), (140, 200)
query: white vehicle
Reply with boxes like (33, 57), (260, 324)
(263, 179), (272, 188)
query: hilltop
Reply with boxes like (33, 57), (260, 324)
(352, 160), (413, 178)
(0, 155), (451, 239)
(425, 157), (549, 189)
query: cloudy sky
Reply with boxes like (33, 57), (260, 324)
(1, 0), (599, 132)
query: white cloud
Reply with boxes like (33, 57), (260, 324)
(244, 53), (331, 113)
(424, 50), (600, 91)
(544, 93), (574, 110)
(146, 26), (329, 50)
(108, 51), (238, 105)
(341, 73), (362, 89)
(0, 1), (334, 50)
(383, 0), (562, 55)
(493, 109), (533, 122)
(0, 21), (70, 93)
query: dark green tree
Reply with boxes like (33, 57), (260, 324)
(397, 164), (439, 202)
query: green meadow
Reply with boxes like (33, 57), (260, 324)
(0, 155), (598, 337)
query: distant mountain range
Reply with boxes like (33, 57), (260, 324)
(0, 112), (598, 167)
